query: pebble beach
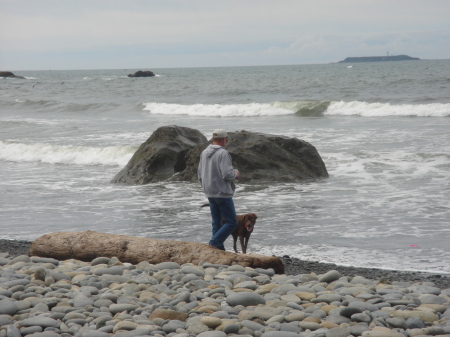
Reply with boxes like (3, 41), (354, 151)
(1, 239), (449, 337)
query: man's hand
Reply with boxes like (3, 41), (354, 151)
(235, 170), (240, 180)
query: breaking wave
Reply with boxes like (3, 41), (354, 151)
(0, 141), (136, 166)
(143, 100), (450, 117)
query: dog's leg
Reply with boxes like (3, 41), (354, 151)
(239, 236), (246, 254)
(232, 233), (239, 253)
(243, 235), (251, 254)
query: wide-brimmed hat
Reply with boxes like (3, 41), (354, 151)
(212, 129), (228, 139)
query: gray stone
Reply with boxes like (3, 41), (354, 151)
(8, 255), (30, 264)
(226, 292), (266, 306)
(241, 319), (264, 331)
(6, 324), (21, 337)
(280, 322), (301, 333)
(405, 317), (425, 329)
(419, 294), (447, 304)
(155, 262), (181, 270)
(411, 285), (441, 295)
(262, 332), (301, 337)
(162, 320), (186, 333)
(197, 331), (227, 337)
(325, 314), (351, 324)
(74, 294), (94, 307)
(25, 332), (61, 337)
(48, 271), (71, 282)
(325, 327), (350, 337)
(340, 306), (362, 318)
(1, 279), (30, 288)
(0, 299), (18, 315)
(350, 276), (374, 285)
(20, 326), (43, 335)
(186, 321), (209, 335)
(0, 315), (12, 326)
(299, 321), (322, 330)
(349, 324), (370, 336)
(347, 300), (378, 312)
(223, 323), (240, 334)
(30, 257), (59, 265)
(109, 303), (138, 314)
(351, 313), (371, 323)
(314, 294), (342, 303)
(180, 265), (205, 277)
(33, 268), (47, 281)
(94, 266), (123, 276)
(21, 317), (59, 328)
(319, 270), (341, 283)
(91, 257), (111, 266)
(82, 331), (111, 337)
(386, 317), (406, 329)
(0, 258), (11, 266)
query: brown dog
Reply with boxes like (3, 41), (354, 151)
(229, 213), (258, 254)
(200, 203), (257, 254)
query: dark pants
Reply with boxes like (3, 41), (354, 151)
(207, 197), (238, 250)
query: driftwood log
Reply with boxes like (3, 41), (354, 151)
(30, 231), (284, 274)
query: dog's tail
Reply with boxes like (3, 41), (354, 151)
(198, 202), (210, 211)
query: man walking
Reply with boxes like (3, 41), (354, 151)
(198, 129), (240, 250)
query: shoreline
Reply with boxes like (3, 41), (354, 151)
(1, 239), (449, 289)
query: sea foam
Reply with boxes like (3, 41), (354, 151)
(0, 141), (135, 166)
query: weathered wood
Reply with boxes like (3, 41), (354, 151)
(29, 231), (284, 274)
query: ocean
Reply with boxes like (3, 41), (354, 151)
(1, 61), (449, 274)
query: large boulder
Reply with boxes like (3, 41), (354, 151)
(127, 70), (155, 77)
(0, 71), (25, 79)
(112, 126), (328, 184)
(176, 130), (328, 183)
(29, 231), (284, 274)
(111, 125), (207, 184)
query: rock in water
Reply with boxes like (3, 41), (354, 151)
(29, 230), (285, 273)
(111, 125), (207, 184)
(177, 130), (328, 183)
(0, 71), (25, 79)
(112, 126), (328, 185)
(127, 70), (155, 77)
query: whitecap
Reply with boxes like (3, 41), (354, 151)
(142, 102), (294, 117)
(326, 101), (450, 117)
(0, 141), (135, 166)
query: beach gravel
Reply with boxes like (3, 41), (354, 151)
(1, 239), (450, 337)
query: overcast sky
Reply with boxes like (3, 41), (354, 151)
(1, 0), (449, 70)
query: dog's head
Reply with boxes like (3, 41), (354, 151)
(243, 213), (257, 232)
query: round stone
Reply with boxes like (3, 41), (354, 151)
(181, 265), (205, 277)
(201, 316), (222, 328)
(405, 317), (425, 329)
(223, 323), (240, 334)
(226, 292), (266, 307)
(351, 313), (372, 323)
(0, 300), (18, 315)
(299, 321), (322, 330)
(21, 317), (59, 328)
(319, 270), (341, 283)
(197, 331), (227, 337)
(91, 257), (111, 266)
(109, 304), (138, 314)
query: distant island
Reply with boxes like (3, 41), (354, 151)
(338, 55), (420, 63)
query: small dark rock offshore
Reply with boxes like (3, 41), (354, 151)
(127, 70), (156, 77)
(111, 125), (329, 185)
(0, 71), (25, 79)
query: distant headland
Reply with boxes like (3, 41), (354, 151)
(338, 55), (420, 63)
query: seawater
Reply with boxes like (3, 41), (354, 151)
(1, 61), (449, 273)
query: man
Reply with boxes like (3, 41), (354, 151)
(198, 129), (240, 250)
